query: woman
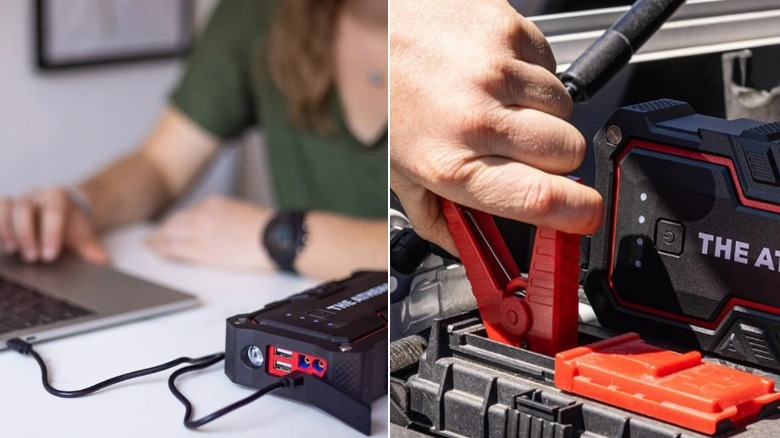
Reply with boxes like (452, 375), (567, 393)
(0, 0), (388, 279)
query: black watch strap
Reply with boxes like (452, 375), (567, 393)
(262, 211), (308, 273)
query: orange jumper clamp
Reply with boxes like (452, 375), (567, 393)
(439, 198), (580, 356)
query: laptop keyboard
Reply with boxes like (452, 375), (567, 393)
(0, 277), (94, 334)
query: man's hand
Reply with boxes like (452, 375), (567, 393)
(147, 196), (274, 270)
(390, 0), (603, 255)
(0, 188), (110, 264)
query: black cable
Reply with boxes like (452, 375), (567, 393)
(7, 338), (223, 398)
(168, 359), (304, 429)
(7, 337), (305, 429)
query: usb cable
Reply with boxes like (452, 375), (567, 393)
(7, 338), (304, 429)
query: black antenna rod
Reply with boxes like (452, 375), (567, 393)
(560, 0), (686, 103)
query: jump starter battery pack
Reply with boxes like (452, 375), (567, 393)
(224, 271), (388, 435)
(585, 99), (780, 371)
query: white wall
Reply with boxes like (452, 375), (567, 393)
(0, 0), (218, 197)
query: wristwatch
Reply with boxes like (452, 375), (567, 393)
(262, 211), (308, 273)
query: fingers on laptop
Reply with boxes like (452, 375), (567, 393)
(12, 197), (38, 262)
(68, 218), (110, 265)
(5, 194), (50, 262)
(38, 189), (68, 262)
(0, 197), (18, 255)
(0, 188), (99, 264)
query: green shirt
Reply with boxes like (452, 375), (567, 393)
(171, 0), (387, 219)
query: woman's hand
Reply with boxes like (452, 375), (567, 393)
(147, 195), (387, 279)
(147, 196), (274, 270)
(0, 188), (109, 264)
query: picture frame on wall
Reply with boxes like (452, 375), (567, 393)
(36, 0), (193, 70)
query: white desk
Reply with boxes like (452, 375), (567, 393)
(0, 224), (388, 437)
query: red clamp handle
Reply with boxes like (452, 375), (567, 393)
(440, 199), (580, 356)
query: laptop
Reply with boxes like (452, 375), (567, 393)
(0, 254), (197, 349)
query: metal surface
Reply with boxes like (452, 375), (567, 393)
(530, 0), (780, 71)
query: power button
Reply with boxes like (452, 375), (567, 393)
(655, 219), (685, 256)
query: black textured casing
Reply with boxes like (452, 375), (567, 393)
(391, 312), (780, 437)
(225, 271), (388, 434)
(585, 99), (780, 370)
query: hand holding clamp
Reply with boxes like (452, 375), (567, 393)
(439, 198), (580, 356)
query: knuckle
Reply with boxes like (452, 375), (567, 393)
(519, 177), (556, 218)
(571, 141), (586, 171)
(539, 79), (572, 118)
(535, 38), (555, 68)
(501, 13), (526, 40)
(14, 197), (32, 209)
(461, 106), (507, 146)
(464, 166), (512, 213)
(496, 62), (528, 102)
(478, 58), (514, 94)
(559, 90), (574, 118)
(504, 16), (528, 42)
(518, 118), (585, 174)
(516, 28), (555, 71)
(13, 198), (34, 217)
(564, 129), (587, 171)
(48, 188), (68, 206)
(528, 31), (555, 66)
(429, 154), (477, 189)
(413, 140), (478, 190)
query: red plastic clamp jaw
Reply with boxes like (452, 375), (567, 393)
(555, 333), (780, 435)
(439, 198), (580, 356)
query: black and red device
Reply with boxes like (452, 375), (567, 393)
(584, 99), (780, 371)
(224, 271), (388, 435)
(392, 0), (780, 434)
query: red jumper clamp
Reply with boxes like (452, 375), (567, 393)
(555, 333), (780, 435)
(439, 198), (580, 356)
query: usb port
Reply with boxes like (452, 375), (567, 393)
(273, 361), (292, 373)
(274, 347), (293, 359)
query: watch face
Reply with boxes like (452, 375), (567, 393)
(271, 223), (296, 251)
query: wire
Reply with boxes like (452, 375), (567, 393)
(7, 338), (223, 398)
(168, 360), (304, 429)
(6, 337), (305, 429)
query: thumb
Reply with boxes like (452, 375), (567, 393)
(392, 181), (458, 258)
(68, 217), (111, 265)
(73, 239), (111, 265)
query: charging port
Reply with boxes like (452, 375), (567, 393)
(273, 361), (292, 373)
(274, 347), (293, 359)
(267, 345), (327, 377)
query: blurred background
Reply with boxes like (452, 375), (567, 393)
(0, 0), (269, 205)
